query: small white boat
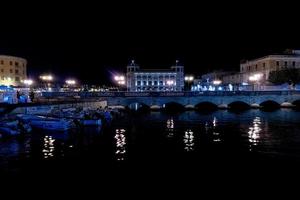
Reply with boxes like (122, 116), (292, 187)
(17, 114), (74, 131)
(81, 119), (102, 126)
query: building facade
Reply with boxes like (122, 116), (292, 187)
(0, 55), (27, 86)
(222, 50), (300, 85)
(126, 60), (184, 92)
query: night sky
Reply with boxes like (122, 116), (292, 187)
(0, 2), (299, 85)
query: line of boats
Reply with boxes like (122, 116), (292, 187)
(0, 108), (115, 139)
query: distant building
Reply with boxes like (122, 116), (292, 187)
(126, 60), (184, 92)
(0, 55), (27, 86)
(222, 50), (300, 85)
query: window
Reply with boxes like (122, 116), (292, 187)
(15, 62), (19, 66)
(263, 63), (266, 69)
(284, 61), (287, 67)
(148, 81), (152, 85)
(0, 60), (3, 65)
(143, 81), (147, 86)
(1, 69), (3, 73)
(10, 69), (13, 73)
(276, 61), (279, 66)
(159, 81), (163, 85)
(154, 81), (158, 85)
(15, 69), (19, 74)
(255, 65), (258, 70)
(9, 61), (12, 65)
(15, 77), (20, 82)
(1, 76), (4, 80)
(137, 81), (141, 86)
(293, 61), (296, 67)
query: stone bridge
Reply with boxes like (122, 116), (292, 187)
(40, 91), (300, 109)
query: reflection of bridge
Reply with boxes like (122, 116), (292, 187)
(40, 91), (300, 109)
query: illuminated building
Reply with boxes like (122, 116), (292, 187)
(222, 49), (300, 84)
(0, 55), (27, 86)
(126, 60), (184, 92)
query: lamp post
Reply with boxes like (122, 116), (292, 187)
(39, 74), (53, 91)
(65, 79), (76, 91)
(23, 79), (33, 88)
(114, 75), (126, 91)
(249, 74), (262, 91)
(184, 76), (194, 91)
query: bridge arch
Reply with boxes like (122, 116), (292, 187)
(228, 101), (251, 110)
(163, 102), (185, 111)
(292, 100), (300, 107)
(260, 100), (280, 109)
(195, 101), (218, 111)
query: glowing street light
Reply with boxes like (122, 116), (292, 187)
(65, 79), (76, 85)
(114, 75), (126, 86)
(114, 75), (125, 81)
(23, 79), (33, 86)
(39, 75), (53, 81)
(184, 75), (194, 91)
(249, 73), (263, 91)
(213, 80), (222, 85)
(249, 73), (262, 82)
(184, 76), (194, 81)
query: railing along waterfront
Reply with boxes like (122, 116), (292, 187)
(40, 90), (300, 99)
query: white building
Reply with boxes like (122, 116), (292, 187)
(126, 60), (184, 92)
(222, 49), (300, 85)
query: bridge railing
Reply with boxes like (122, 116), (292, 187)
(39, 90), (300, 99)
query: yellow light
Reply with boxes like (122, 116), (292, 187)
(213, 80), (222, 85)
(66, 79), (76, 85)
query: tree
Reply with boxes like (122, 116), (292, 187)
(268, 68), (300, 85)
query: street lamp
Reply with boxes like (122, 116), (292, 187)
(39, 74), (53, 91)
(249, 73), (262, 91)
(114, 75), (126, 90)
(213, 80), (222, 85)
(65, 79), (76, 85)
(184, 75), (194, 91)
(23, 79), (33, 87)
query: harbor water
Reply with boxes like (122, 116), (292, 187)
(1, 109), (300, 187)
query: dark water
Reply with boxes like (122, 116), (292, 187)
(1, 109), (300, 191)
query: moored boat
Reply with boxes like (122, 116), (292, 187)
(17, 114), (74, 131)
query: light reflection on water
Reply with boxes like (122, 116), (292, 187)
(43, 135), (55, 159)
(183, 129), (194, 152)
(248, 117), (262, 151)
(166, 118), (175, 138)
(114, 128), (127, 161)
(2, 110), (300, 173)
